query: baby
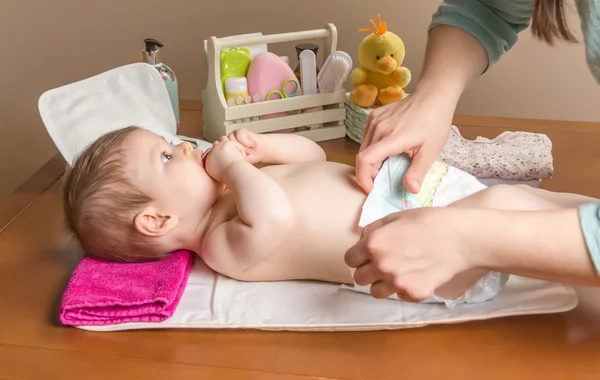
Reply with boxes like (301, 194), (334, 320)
(63, 126), (578, 304)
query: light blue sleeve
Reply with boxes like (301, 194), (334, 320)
(578, 202), (600, 274)
(429, 0), (534, 70)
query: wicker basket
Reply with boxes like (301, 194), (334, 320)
(343, 93), (410, 143)
(343, 93), (371, 143)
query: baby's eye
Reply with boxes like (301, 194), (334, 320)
(376, 55), (381, 61)
(161, 151), (172, 164)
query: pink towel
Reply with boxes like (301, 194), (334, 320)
(59, 250), (194, 326)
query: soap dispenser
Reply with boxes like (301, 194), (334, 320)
(142, 38), (180, 134)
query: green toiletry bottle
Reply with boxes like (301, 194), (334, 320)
(143, 38), (180, 134)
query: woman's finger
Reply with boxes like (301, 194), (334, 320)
(344, 238), (371, 268)
(402, 144), (441, 194)
(369, 280), (397, 299)
(395, 290), (421, 303)
(352, 262), (383, 286)
(345, 214), (397, 269)
(362, 212), (399, 236)
(360, 113), (379, 151)
(367, 118), (393, 149)
(356, 136), (409, 193)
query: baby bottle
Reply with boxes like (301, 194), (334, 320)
(225, 76), (252, 106)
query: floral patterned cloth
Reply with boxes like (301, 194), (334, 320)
(344, 96), (554, 180)
(437, 126), (554, 180)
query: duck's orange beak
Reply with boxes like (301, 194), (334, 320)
(376, 56), (397, 75)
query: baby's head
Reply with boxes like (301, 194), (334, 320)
(63, 126), (219, 262)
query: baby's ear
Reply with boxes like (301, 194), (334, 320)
(133, 206), (178, 237)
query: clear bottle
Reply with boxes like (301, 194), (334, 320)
(143, 38), (180, 134)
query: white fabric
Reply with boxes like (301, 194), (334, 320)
(38, 62), (211, 165)
(38, 63), (578, 332)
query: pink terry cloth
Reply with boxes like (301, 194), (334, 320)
(59, 250), (194, 326)
(438, 125), (554, 180)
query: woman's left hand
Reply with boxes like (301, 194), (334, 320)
(344, 207), (476, 301)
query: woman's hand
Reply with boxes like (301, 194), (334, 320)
(355, 91), (455, 195)
(344, 207), (475, 301)
(355, 23), (493, 195)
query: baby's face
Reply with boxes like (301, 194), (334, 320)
(123, 129), (219, 219)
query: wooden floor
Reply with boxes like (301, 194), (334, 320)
(2, 114), (600, 379)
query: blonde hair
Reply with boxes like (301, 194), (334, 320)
(532, 0), (577, 44)
(63, 126), (168, 262)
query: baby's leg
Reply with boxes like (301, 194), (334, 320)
(433, 184), (572, 301)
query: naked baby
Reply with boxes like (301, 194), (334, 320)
(63, 126), (574, 306)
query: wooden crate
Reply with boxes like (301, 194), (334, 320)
(201, 24), (347, 142)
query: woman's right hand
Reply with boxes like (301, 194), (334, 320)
(355, 90), (456, 194)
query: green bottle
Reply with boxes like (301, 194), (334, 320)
(143, 38), (180, 134)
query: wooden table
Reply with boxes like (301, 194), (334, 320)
(2, 115), (600, 379)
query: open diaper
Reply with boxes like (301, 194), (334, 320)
(39, 63), (578, 332)
(351, 154), (510, 308)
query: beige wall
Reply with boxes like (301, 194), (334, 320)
(2, 0), (599, 195)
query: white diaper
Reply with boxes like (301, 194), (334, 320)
(348, 154), (510, 308)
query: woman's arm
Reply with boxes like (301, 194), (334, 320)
(412, 25), (488, 107)
(468, 206), (600, 286)
(345, 190), (600, 302)
(429, 0), (533, 68)
(417, 0), (533, 98)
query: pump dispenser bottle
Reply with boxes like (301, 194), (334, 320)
(143, 38), (180, 133)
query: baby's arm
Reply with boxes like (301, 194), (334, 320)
(222, 129), (326, 165)
(259, 133), (326, 164)
(202, 160), (295, 272)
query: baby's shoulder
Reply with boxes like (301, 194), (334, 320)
(203, 193), (237, 232)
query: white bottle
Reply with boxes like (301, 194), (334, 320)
(224, 77), (252, 107)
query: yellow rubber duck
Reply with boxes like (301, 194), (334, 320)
(350, 15), (411, 108)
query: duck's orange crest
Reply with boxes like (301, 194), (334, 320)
(359, 14), (387, 36)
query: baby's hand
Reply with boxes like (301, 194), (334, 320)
(213, 129), (264, 165)
(205, 139), (247, 182)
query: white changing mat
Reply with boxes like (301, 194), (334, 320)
(38, 63), (579, 332)
(77, 259), (577, 332)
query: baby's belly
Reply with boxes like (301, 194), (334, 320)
(232, 162), (366, 284)
(235, 220), (361, 284)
